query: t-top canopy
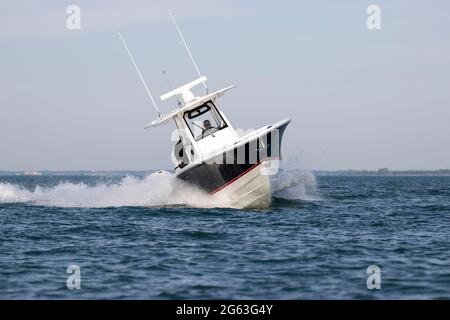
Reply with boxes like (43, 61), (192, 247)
(160, 76), (208, 104)
(144, 85), (237, 128)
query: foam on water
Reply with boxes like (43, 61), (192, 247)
(0, 171), (224, 208)
(0, 168), (320, 208)
(272, 170), (321, 201)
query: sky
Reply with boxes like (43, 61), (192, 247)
(1, 0), (449, 171)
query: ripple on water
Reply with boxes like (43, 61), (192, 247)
(1, 175), (450, 299)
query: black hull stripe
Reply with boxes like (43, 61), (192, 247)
(177, 161), (256, 193)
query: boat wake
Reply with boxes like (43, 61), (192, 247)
(0, 171), (222, 208)
(0, 169), (320, 208)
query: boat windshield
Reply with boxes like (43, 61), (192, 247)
(184, 101), (227, 140)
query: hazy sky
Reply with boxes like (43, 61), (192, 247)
(1, 0), (449, 171)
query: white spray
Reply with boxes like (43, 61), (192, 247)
(0, 171), (228, 208)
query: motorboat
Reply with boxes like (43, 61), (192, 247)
(119, 11), (291, 209)
(146, 76), (290, 209)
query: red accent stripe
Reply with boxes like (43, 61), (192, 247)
(209, 162), (262, 195)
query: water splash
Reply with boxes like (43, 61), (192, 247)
(0, 171), (224, 208)
(272, 170), (321, 201)
(0, 166), (321, 208)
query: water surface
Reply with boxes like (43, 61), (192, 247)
(1, 173), (450, 299)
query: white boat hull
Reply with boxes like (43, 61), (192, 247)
(211, 161), (272, 209)
(175, 118), (290, 209)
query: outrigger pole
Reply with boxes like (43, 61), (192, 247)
(118, 32), (161, 117)
(168, 9), (209, 94)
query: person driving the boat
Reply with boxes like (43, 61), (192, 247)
(202, 119), (215, 138)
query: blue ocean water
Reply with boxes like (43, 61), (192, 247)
(1, 172), (450, 299)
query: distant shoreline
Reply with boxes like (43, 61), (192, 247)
(313, 169), (450, 176)
(1, 169), (450, 177)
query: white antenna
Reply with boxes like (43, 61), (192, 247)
(168, 9), (208, 94)
(118, 32), (161, 117)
